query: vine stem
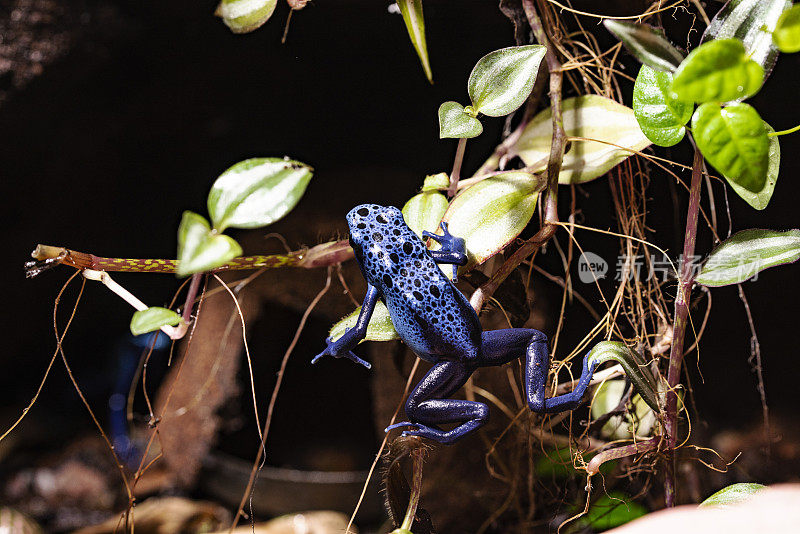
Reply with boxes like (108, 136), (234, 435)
(181, 273), (202, 324)
(26, 239), (353, 276)
(663, 146), (704, 507)
(447, 137), (468, 197)
(471, 0), (563, 314)
(81, 269), (187, 339)
(586, 437), (659, 476)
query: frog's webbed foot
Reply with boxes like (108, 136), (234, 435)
(384, 421), (423, 432)
(311, 334), (371, 369)
(385, 420), (484, 445)
(424, 222), (467, 282)
(423, 222), (465, 254)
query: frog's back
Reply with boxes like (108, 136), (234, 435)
(347, 204), (481, 362)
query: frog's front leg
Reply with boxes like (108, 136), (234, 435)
(311, 284), (379, 369)
(424, 222), (467, 281)
(386, 360), (488, 444)
(479, 329), (598, 413)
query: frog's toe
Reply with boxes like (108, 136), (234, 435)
(422, 230), (442, 242)
(400, 425), (443, 442)
(384, 421), (420, 433)
(342, 351), (371, 369)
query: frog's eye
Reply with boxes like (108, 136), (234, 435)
(357, 207), (370, 217)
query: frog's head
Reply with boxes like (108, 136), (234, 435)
(346, 204), (405, 260)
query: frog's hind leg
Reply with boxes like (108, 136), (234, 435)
(388, 360), (487, 444)
(479, 329), (597, 414)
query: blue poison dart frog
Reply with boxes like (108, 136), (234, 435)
(312, 204), (598, 444)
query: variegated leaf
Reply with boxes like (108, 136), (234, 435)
(208, 158), (313, 232)
(130, 307), (183, 336)
(215, 0), (277, 34)
(604, 20), (684, 72)
(700, 483), (766, 508)
(514, 95), (651, 184)
(329, 301), (399, 342)
(176, 211), (243, 277)
(695, 229), (800, 287)
(586, 341), (661, 412)
(397, 0), (433, 82)
(441, 171), (542, 268)
(467, 45), (546, 117)
(402, 190), (449, 239)
(438, 101), (483, 139)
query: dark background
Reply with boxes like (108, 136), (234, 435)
(1, 0), (798, 474)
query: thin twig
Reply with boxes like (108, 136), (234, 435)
(212, 273), (262, 442)
(737, 284), (770, 456)
(0, 271), (81, 443)
(229, 268), (334, 531)
(347, 358), (423, 533)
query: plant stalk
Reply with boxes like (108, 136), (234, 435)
(663, 147), (704, 507)
(400, 449), (425, 531)
(181, 273), (203, 324)
(471, 0), (563, 314)
(447, 137), (468, 197)
(26, 240), (353, 276)
(586, 437), (659, 476)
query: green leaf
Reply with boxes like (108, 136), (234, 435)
(592, 379), (657, 441)
(695, 229), (800, 287)
(176, 211), (243, 277)
(402, 191), (449, 239)
(130, 307), (182, 336)
(727, 124), (780, 209)
(773, 4), (800, 52)
(438, 101), (483, 139)
(514, 95), (652, 184)
(587, 341), (661, 412)
(330, 301), (398, 342)
(421, 172), (449, 192)
(670, 39), (764, 103)
(603, 20), (684, 72)
(397, 0), (433, 82)
(467, 45), (546, 117)
(700, 483), (766, 508)
(703, 0), (790, 80)
(215, 0), (277, 34)
(441, 171), (542, 269)
(692, 102), (769, 192)
(577, 492), (648, 531)
(632, 65), (693, 147)
(207, 158), (313, 232)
